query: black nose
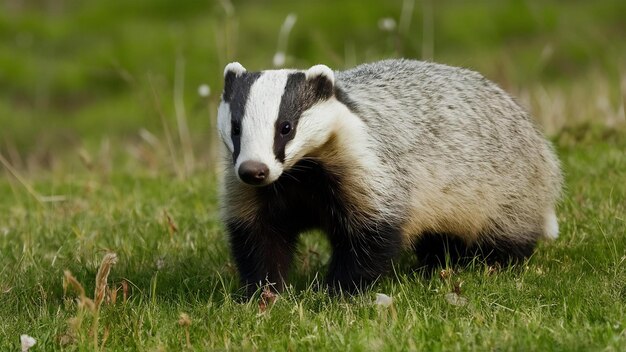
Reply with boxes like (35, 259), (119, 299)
(238, 161), (270, 185)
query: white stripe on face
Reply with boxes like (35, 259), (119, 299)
(235, 70), (291, 183)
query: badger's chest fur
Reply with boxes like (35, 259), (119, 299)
(217, 59), (562, 295)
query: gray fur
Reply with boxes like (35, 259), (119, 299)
(332, 59), (562, 243)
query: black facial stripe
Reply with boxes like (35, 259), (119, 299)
(224, 71), (261, 163)
(334, 85), (359, 114)
(274, 72), (334, 162)
(222, 72), (235, 102)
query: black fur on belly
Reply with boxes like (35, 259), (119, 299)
(413, 231), (539, 271)
(226, 158), (403, 296)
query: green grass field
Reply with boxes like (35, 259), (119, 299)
(1, 0), (625, 350)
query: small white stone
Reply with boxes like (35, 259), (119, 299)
(374, 293), (393, 307)
(444, 292), (468, 307)
(20, 334), (36, 352)
(198, 84), (211, 97)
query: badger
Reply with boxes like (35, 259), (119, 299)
(217, 59), (562, 295)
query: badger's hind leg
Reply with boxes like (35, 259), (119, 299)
(325, 221), (404, 294)
(413, 231), (539, 271)
(413, 232), (471, 269)
(470, 234), (539, 265)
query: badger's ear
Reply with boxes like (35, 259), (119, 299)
(224, 62), (246, 78)
(223, 62), (246, 101)
(305, 64), (334, 99)
(305, 64), (334, 85)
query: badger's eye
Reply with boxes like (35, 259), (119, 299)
(280, 121), (292, 136)
(232, 121), (241, 136)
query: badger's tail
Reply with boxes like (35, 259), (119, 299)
(543, 209), (559, 240)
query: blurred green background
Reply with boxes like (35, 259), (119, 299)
(1, 0), (624, 173)
(1, 2), (625, 349)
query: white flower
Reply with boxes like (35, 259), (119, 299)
(378, 18), (397, 32)
(374, 293), (393, 307)
(20, 334), (36, 352)
(273, 52), (286, 67)
(155, 257), (165, 270)
(198, 84), (211, 98)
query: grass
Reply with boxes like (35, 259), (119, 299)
(1, 0), (626, 350)
(1, 133), (625, 350)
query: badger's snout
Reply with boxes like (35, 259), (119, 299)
(238, 160), (270, 186)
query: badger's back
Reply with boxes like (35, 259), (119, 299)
(335, 59), (562, 243)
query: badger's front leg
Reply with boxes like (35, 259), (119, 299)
(227, 221), (299, 297)
(326, 222), (403, 294)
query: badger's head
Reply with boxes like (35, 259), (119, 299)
(217, 62), (337, 186)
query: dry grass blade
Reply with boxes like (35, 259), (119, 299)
(100, 326), (110, 350)
(163, 210), (178, 237)
(78, 149), (93, 170)
(62, 255), (118, 351)
(174, 56), (195, 176)
(63, 270), (85, 298)
(273, 13), (297, 67)
(63, 270), (95, 312)
(178, 313), (192, 349)
(121, 279), (129, 303)
(258, 287), (278, 313)
(148, 74), (184, 179)
(94, 253), (118, 309)
(0, 152), (43, 204)
(108, 286), (118, 305)
(453, 280), (464, 295)
(1, 152), (67, 203)
(439, 268), (454, 280)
